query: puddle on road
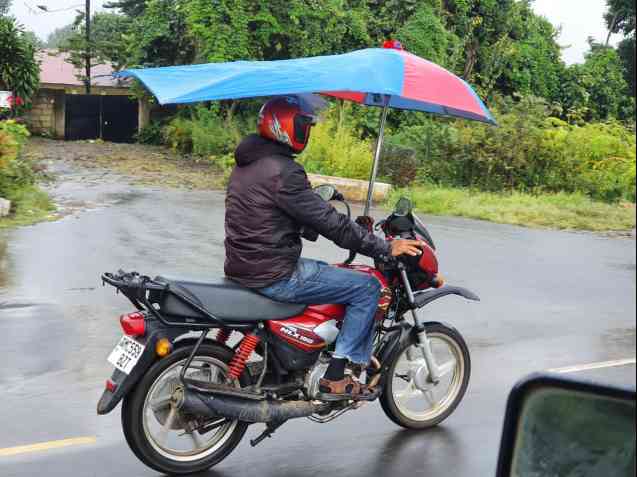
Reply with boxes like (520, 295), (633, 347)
(0, 302), (38, 310)
(45, 172), (146, 219)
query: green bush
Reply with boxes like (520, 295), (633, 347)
(390, 97), (636, 203)
(163, 116), (194, 154)
(542, 120), (636, 202)
(190, 106), (238, 157)
(299, 112), (373, 180)
(135, 121), (164, 145)
(378, 143), (418, 187)
(0, 120), (34, 199)
(163, 106), (242, 157)
(385, 117), (456, 185)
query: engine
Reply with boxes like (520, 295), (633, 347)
(304, 354), (331, 399)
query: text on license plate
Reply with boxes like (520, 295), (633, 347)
(107, 336), (145, 374)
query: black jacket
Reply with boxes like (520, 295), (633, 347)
(224, 134), (391, 288)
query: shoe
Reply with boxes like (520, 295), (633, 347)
(318, 376), (376, 402)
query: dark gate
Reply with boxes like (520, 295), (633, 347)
(102, 95), (138, 142)
(65, 95), (138, 142)
(65, 95), (100, 140)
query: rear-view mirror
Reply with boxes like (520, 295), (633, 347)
(496, 374), (636, 477)
(314, 184), (338, 202)
(394, 197), (413, 217)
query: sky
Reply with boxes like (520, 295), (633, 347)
(10, 0), (622, 65)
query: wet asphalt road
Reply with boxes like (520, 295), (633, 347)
(0, 160), (635, 477)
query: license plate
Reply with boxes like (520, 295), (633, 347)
(107, 336), (146, 375)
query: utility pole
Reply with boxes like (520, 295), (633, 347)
(85, 0), (91, 94)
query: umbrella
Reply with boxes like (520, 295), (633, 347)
(120, 46), (496, 214)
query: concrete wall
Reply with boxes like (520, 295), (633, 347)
(23, 89), (65, 138)
(307, 173), (391, 203)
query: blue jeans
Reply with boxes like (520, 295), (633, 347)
(259, 258), (382, 365)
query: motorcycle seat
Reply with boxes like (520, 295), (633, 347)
(152, 276), (306, 323)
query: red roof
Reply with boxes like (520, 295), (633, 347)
(38, 50), (127, 88)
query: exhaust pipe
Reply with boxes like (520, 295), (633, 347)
(178, 391), (320, 424)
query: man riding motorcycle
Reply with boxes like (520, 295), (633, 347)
(224, 96), (424, 400)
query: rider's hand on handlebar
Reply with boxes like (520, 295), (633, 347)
(355, 215), (374, 232)
(390, 239), (426, 257)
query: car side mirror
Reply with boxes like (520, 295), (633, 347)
(314, 184), (338, 202)
(496, 373), (636, 477)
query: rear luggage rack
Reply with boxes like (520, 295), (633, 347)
(101, 270), (252, 331)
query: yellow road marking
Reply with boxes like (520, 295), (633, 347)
(548, 358), (637, 374)
(0, 437), (97, 458)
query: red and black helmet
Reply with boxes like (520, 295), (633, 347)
(257, 96), (317, 153)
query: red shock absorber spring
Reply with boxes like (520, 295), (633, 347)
(228, 334), (260, 380)
(216, 328), (232, 345)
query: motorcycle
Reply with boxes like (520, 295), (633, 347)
(98, 186), (480, 475)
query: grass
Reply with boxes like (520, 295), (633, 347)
(0, 186), (56, 229)
(387, 186), (636, 232)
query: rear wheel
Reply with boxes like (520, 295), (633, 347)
(122, 344), (249, 475)
(380, 323), (471, 429)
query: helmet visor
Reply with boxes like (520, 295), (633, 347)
(294, 114), (315, 144)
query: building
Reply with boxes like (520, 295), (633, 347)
(23, 50), (151, 142)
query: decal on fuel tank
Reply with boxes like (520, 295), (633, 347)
(280, 325), (317, 345)
(268, 321), (327, 351)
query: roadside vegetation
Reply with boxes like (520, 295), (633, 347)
(388, 187), (635, 232)
(0, 121), (54, 228)
(2, 0), (636, 232)
(115, 0), (635, 232)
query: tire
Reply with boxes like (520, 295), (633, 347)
(121, 344), (249, 475)
(380, 323), (471, 430)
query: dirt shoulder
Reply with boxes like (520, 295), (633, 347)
(24, 137), (225, 191)
(16, 138), (636, 236)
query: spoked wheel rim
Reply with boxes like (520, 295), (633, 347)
(142, 357), (238, 462)
(391, 332), (465, 422)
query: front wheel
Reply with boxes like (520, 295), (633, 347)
(380, 323), (471, 429)
(121, 344), (249, 475)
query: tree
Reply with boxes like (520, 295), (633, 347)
(248, 0), (370, 59)
(22, 30), (42, 49)
(0, 16), (39, 108)
(365, 0), (420, 42)
(605, 0), (636, 38)
(605, 0), (636, 96)
(496, 5), (565, 103)
(104, 0), (146, 17)
(0, 0), (11, 17)
(617, 37), (635, 95)
(124, 0), (195, 68)
(439, 0), (518, 81)
(184, 0), (252, 62)
(561, 40), (634, 121)
(395, 2), (461, 70)
(60, 11), (132, 87)
(46, 24), (75, 49)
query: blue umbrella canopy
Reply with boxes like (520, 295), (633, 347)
(120, 48), (495, 125)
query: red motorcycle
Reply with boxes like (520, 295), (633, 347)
(98, 186), (479, 475)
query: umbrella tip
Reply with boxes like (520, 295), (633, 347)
(383, 39), (404, 51)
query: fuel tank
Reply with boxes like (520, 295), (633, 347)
(266, 264), (391, 354)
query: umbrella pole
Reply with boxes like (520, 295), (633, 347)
(363, 101), (390, 217)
